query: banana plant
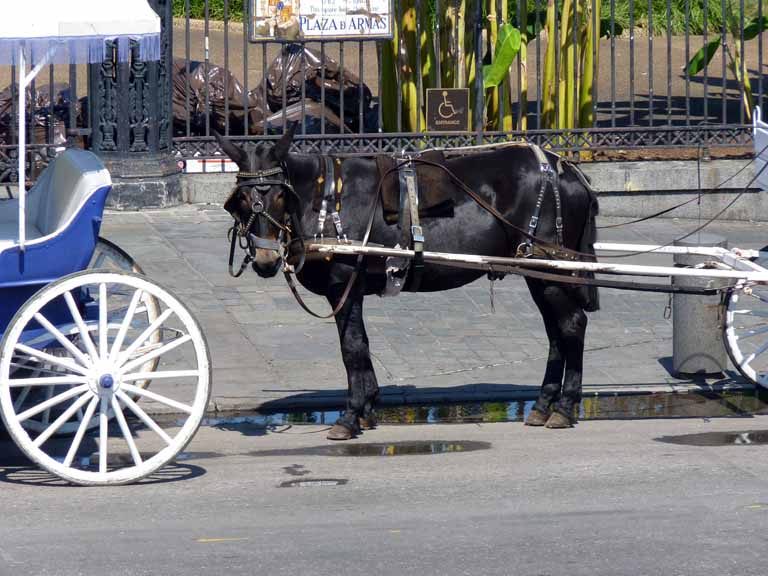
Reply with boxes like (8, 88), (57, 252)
(686, 12), (767, 121)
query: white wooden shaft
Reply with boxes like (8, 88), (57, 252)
(306, 244), (768, 282)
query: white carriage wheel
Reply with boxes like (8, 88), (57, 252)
(11, 239), (161, 436)
(723, 284), (768, 389)
(0, 271), (211, 486)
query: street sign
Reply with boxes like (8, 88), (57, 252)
(426, 88), (470, 132)
(249, 0), (393, 41)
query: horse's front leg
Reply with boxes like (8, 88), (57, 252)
(326, 273), (379, 441)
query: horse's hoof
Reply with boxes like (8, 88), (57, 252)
(358, 415), (377, 430)
(545, 412), (574, 429)
(525, 409), (550, 427)
(327, 423), (355, 441)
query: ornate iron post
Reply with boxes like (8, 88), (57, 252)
(88, 0), (179, 209)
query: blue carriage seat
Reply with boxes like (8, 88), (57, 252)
(0, 148), (112, 287)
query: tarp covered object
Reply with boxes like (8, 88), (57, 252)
(172, 59), (267, 136)
(265, 45), (375, 133)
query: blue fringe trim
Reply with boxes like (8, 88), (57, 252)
(0, 33), (161, 66)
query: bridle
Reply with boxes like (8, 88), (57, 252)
(226, 164), (305, 278)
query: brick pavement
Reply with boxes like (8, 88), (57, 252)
(99, 205), (768, 412)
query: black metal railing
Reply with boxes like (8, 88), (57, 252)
(170, 0), (765, 159)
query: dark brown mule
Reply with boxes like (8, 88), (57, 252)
(219, 128), (600, 439)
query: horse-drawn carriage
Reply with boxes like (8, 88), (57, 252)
(0, 1), (210, 485)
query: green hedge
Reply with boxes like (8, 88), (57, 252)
(172, 0), (760, 36)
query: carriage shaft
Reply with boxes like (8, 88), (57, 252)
(306, 243), (768, 283)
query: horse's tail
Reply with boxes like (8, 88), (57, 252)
(575, 169), (600, 312)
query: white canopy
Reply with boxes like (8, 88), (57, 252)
(0, 0), (161, 65)
(3, 0), (162, 250)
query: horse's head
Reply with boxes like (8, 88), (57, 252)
(218, 126), (298, 278)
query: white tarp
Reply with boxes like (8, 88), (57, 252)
(0, 0), (161, 65)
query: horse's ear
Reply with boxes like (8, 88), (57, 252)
(214, 131), (248, 169)
(273, 123), (297, 161)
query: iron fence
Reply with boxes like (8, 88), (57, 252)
(171, 0), (766, 159)
(0, 0), (765, 188)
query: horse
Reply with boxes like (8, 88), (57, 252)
(218, 127), (600, 440)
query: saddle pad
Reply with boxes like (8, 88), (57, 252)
(376, 151), (455, 224)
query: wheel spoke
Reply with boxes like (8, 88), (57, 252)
(13, 385), (31, 411)
(733, 309), (768, 318)
(16, 384), (90, 422)
(32, 313), (91, 368)
(744, 339), (768, 366)
(112, 396), (142, 467)
(121, 370), (199, 382)
(120, 383), (194, 414)
(116, 390), (173, 445)
(99, 283), (108, 360)
(109, 289), (143, 364)
(32, 393), (93, 447)
(736, 325), (768, 340)
(116, 308), (173, 367)
(63, 291), (99, 362)
(40, 386), (54, 426)
(8, 375), (88, 387)
(63, 396), (99, 467)
(14, 344), (88, 376)
(99, 396), (109, 474)
(120, 334), (192, 374)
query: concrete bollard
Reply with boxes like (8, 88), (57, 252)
(672, 234), (729, 377)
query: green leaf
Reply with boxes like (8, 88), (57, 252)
(686, 37), (721, 76)
(483, 24), (522, 89)
(744, 16), (768, 42)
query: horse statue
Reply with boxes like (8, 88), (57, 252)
(218, 127), (600, 440)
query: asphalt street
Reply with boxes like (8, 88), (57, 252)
(1, 416), (767, 575)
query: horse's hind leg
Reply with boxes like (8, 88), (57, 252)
(525, 279), (566, 425)
(326, 276), (379, 441)
(538, 284), (588, 428)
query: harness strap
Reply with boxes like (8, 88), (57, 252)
(398, 158), (424, 291)
(520, 144), (565, 257)
(316, 156), (346, 240)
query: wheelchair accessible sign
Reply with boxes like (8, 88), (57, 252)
(426, 88), (469, 132)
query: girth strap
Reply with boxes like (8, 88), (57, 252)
(398, 158), (424, 291)
(316, 156), (346, 240)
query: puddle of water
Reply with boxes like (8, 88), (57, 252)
(203, 389), (768, 430)
(250, 440), (491, 458)
(280, 478), (348, 488)
(658, 430), (768, 446)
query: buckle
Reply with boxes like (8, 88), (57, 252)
(555, 217), (563, 230)
(411, 225), (425, 244)
(529, 215), (539, 228)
